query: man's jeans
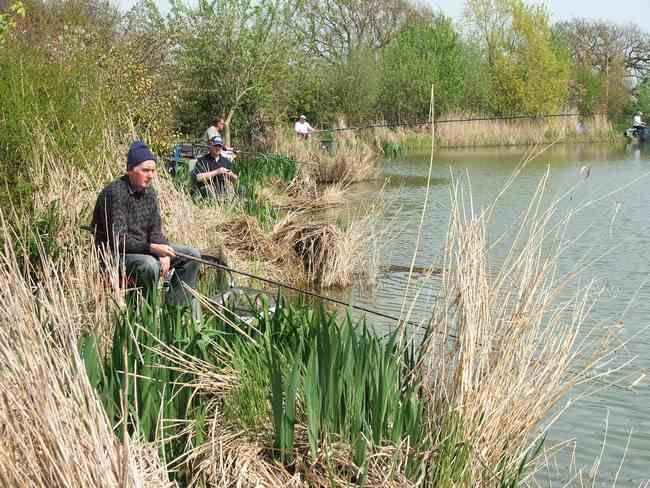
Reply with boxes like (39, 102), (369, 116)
(123, 244), (201, 307)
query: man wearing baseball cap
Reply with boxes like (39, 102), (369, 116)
(91, 141), (201, 311)
(191, 135), (238, 197)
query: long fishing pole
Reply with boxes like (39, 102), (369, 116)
(174, 250), (446, 336)
(312, 112), (599, 134)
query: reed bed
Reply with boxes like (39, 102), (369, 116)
(0, 230), (170, 488)
(2, 113), (630, 487)
(369, 113), (617, 152)
(412, 160), (624, 483)
(258, 182), (348, 212)
(0, 157), (626, 487)
(272, 210), (377, 288)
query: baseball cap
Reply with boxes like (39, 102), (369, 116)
(209, 136), (224, 147)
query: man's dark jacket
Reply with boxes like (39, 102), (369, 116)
(91, 175), (168, 255)
(191, 154), (233, 196)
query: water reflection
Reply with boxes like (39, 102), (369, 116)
(347, 144), (650, 486)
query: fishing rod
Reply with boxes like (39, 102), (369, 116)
(312, 112), (602, 134)
(174, 250), (448, 337)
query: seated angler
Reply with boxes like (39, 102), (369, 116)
(91, 141), (202, 311)
(191, 136), (238, 198)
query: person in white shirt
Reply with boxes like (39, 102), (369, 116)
(633, 111), (645, 129)
(294, 115), (313, 140)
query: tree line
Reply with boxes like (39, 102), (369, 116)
(1, 0), (650, 207)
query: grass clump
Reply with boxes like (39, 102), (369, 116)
(270, 127), (378, 186)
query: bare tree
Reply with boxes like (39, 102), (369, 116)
(556, 19), (650, 83)
(296, 0), (430, 60)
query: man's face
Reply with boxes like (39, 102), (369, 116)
(217, 119), (225, 131)
(127, 160), (156, 191)
(209, 144), (222, 157)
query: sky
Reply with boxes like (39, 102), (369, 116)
(115, 0), (650, 28)
(431, 0), (650, 27)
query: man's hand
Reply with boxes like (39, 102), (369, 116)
(159, 256), (171, 276)
(150, 243), (176, 258)
(225, 170), (238, 181)
(213, 167), (229, 177)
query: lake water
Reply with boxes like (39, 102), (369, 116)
(345, 143), (650, 486)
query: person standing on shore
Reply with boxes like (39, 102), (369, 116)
(633, 111), (645, 135)
(91, 141), (202, 313)
(294, 115), (314, 140)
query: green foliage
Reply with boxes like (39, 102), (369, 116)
(0, 1), (25, 44)
(225, 301), (428, 478)
(234, 154), (297, 226)
(79, 295), (223, 483)
(171, 0), (298, 144)
(636, 79), (650, 118)
(379, 16), (465, 121)
(382, 141), (404, 158)
(78, 287), (537, 485)
(487, 1), (570, 115)
(236, 154), (298, 188)
(3, 200), (65, 281)
(571, 63), (604, 115)
(0, 0), (175, 214)
(328, 46), (382, 124)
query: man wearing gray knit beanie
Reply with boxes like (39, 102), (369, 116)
(91, 141), (202, 318)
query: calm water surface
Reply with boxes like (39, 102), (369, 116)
(345, 144), (650, 486)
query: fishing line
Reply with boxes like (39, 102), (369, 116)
(174, 250), (448, 337)
(311, 112), (599, 134)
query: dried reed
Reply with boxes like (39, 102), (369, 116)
(0, 229), (171, 488)
(272, 210), (377, 288)
(270, 128), (378, 186)
(369, 113), (617, 151)
(413, 160), (624, 483)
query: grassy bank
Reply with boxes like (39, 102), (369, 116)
(269, 128), (378, 185)
(0, 145), (625, 485)
(20, 122), (378, 291)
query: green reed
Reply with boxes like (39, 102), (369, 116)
(235, 154), (298, 188)
(79, 291), (533, 485)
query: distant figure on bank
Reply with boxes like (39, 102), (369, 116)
(633, 111), (645, 134)
(203, 116), (237, 157)
(204, 117), (225, 144)
(294, 114), (313, 140)
(191, 136), (238, 198)
(91, 141), (201, 309)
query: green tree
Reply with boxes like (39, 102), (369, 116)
(172, 0), (298, 145)
(378, 15), (465, 122)
(0, 0), (24, 44)
(555, 19), (649, 120)
(327, 46), (381, 124)
(465, 0), (570, 115)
